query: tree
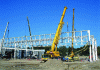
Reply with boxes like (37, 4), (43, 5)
(27, 47), (30, 49)
(33, 45), (51, 54)
(97, 46), (100, 55)
(68, 46), (71, 55)
(58, 46), (67, 56)
(44, 46), (51, 54)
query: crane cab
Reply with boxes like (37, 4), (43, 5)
(41, 54), (51, 62)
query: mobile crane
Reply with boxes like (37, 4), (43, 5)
(70, 8), (75, 58)
(0, 22), (9, 58)
(64, 8), (75, 62)
(27, 17), (34, 58)
(62, 42), (89, 62)
(66, 8), (83, 62)
(41, 6), (67, 62)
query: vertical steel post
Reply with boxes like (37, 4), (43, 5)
(90, 43), (92, 62)
(14, 43), (16, 59)
(26, 36), (27, 57)
(95, 40), (97, 60)
(44, 35), (46, 44)
(81, 31), (82, 45)
(21, 37), (22, 49)
(88, 30), (92, 62)
(92, 38), (95, 61)
(18, 37), (19, 48)
(39, 35), (40, 45)
(21, 37), (23, 49)
(35, 36), (36, 46)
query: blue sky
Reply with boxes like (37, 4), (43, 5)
(0, 0), (100, 46)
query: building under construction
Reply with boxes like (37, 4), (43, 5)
(0, 23), (98, 62)
(0, 7), (98, 62)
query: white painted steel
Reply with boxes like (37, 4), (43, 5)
(95, 40), (97, 60)
(0, 30), (98, 62)
(92, 38), (95, 61)
(88, 30), (92, 62)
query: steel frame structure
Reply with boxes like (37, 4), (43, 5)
(0, 30), (98, 62)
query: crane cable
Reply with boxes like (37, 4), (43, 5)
(74, 42), (89, 54)
(80, 46), (89, 54)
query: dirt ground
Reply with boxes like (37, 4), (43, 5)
(0, 57), (100, 70)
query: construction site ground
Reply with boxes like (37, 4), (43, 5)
(0, 56), (100, 70)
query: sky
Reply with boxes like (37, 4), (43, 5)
(0, 0), (100, 47)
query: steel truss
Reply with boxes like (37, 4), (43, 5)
(0, 30), (98, 61)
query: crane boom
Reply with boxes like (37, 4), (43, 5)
(46, 6), (67, 58)
(51, 6), (67, 52)
(27, 17), (32, 37)
(0, 22), (9, 54)
(70, 8), (75, 57)
(27, 16), (33, 50)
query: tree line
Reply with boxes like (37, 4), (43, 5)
(27, 45), (100, 56)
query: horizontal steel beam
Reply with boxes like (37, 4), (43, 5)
(3, 35), (93, 44)
(2, 47), (45, 51)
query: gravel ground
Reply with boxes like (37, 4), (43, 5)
(0, 58), (100, 70)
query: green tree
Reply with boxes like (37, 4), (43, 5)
(44, 46), (51, 54)
(33, 45), (51, 54)
(68, 46), (71, 55)
(58, 46), (67, 56)
(27, 47), (30, 49)
(97, 46), (100, 55)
